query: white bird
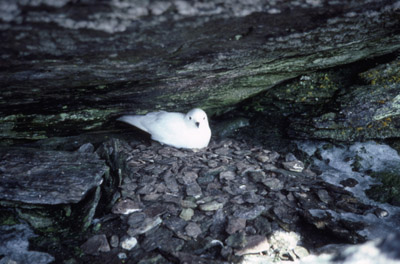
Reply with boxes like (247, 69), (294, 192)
(118, 108), (211, 149)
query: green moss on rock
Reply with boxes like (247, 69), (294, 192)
(366, 170), (400, 206)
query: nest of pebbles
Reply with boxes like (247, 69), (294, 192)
(79, 137), (383, 263)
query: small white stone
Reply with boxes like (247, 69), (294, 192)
(180, 208), (194, 221)
(120, 236), (138, 251)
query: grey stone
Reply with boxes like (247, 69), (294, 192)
(180, 208), (194, 221)
(285, 153), (298, 162)
(254, 217), (272, 235)
(137, 254), (169, 264)
(374, 208), (389, 218)
(233, 205), (266, 220)
(247, 170), (266, 182)
(317, 189), (332, 204)
(282, 160), (305, 172)
(219, 170), (236, 181)
(112, 199), (141, 215)
(164, 217), (187, 233)
(262, 178), (284, 191)
(199, 201), (224, 211)
(207, 160), (219, 168)
(77, 143), (95, 153)
(127, 216), (162, 236)
(226, 218), (246, 234)
(225, 232), (246, 249)
(142, 228), (184, 253)
(235, 235), (270, 256)
(127, 212), (146, 229)
(209, 208), (227, 235)
(182, 171), (198, 184)
(245, 226), (257, 236)
(181, 199), (197, 208)
(0, 147), (108, 204)
(110, 235), (119, 248)
(186, 182), (202, 198)
(185, 222), (203, 238)
(256, 154), (270, 163)
(220, 246), (233, 260)
(0, 224), (55, 264)
(242, 192), (262, 204)
(81, 234), (110, 255)
(163, 170), (180, 194)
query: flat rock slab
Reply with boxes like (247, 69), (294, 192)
(0, 147), (108, 205)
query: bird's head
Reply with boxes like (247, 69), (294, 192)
(186, 108), (209, 128)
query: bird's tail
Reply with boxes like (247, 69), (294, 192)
(117, 115), (148, 132)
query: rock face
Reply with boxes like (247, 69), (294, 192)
(288, 59), (400, 142)
(0, 224), (55, 264)
(0, 148), (107, 204)
(0, 147), (109, 232)
(1, 0), (400, 143)
(240, 57), (400, 146)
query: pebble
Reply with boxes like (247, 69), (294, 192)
(219, 170), (236, 181)
(225, 232), (246, 248)
(207, 160), (219, 168)
(226, 217), (246, 234)
(182, 171), (198, 184)
(233, 205), (266, 220)
(110, 235), (119, 248)
(77, 143), (95, 153)
(120, 236), (138, 250)
(317, 189), (331, 204)
(199, 201), (224, 211)
(247, 170), (266, 182)
(112, 199), (141, 215)
(282, 160), (304, 172)
(256, 154), (270, 163)
(127, 216), (162, 236)
(186, 182), (202, 198)
(180, 208), (194, 221)
(164, 216), (187, 233)
(80, 234), (110, 255)
(127, 212), (146, 228)
(185, 222), (202, 238)
(374, 208), (389, 218)
(235, 235), (270, 256)
(163, 170), (180, 193)
(262, 177), (284, 191)
(181, 199), (197, 208)
(340, 178), (359, 187)
(220, 246), (233, 259)
(285, 153), (298, 162)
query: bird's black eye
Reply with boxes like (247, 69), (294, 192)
(189, 116), (192, 120)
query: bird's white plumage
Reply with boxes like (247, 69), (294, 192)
(118, 108), (211, 149)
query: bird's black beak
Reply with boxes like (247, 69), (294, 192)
(195, 122), (200, 128)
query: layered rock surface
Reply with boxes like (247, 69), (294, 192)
(1, 0), (400, 142)
(0, 147), (109, 232)
(1, 0), (400, 263)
